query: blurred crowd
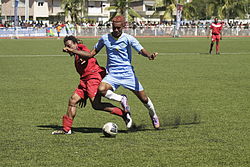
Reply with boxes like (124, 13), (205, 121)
(0, 19), (249, 30)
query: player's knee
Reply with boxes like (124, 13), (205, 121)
(68, 95), (78, 106)
(98, 84), (108, 96)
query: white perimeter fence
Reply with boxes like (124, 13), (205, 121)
(1, 26), (250, 38)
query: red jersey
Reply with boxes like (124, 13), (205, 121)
(75, 44), (104, 80)
(210, 22), (222, 35)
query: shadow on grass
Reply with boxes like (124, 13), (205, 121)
(37, 112), (201, 133)
(160, 112), (202, 129)
(36, 125), (156, 134)
(37, 125), (128, 134)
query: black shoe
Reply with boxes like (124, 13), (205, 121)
(122, 112), (132, 128)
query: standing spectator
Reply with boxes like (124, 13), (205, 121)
(56, 23), (62, 38)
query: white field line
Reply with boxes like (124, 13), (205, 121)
(0, 52), (249, 58)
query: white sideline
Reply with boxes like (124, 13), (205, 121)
(0, 52), (249, 58)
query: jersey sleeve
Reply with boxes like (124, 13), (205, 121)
(129, 35), (143, 53)
(219, 24), (223, 31)
(210, 24), (213, 29)
(94, 36), (105, 52)
(78, 44), (90, 52)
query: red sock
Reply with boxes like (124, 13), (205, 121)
(62, 115), (73, 132)
(216, 44), (219, 53)
(110, 107), (123, 117)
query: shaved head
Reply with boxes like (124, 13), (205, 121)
(112, 15), (125, 24)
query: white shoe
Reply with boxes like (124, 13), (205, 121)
(121, 94), (130, 112)
(52, 130), (72, 135)
(150, 115), (160, 129)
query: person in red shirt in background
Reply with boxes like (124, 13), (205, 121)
(208, 18), (223, 54)
(52, 35), (131, 135)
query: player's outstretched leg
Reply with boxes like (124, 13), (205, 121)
(91, 95), (133, 129)
(104, 90), (131, 112)
(109, 107), (132, 128)
(52, 115), (73, 135)
(144, 97), (160, 129)
(52, 93), (80, 135)
(133, 90), (160, 129)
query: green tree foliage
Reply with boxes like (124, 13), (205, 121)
(190, 0), (249, 20)
(156, 0), (249, 20)
(61, 0), (86, 23)
(105, 0), (141, 21)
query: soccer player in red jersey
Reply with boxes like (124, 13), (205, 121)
(52, 36), (131, 135)
(208, 18), (223, 54)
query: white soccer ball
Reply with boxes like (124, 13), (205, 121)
(102, 122), (118, 137)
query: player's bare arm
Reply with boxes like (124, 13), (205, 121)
(139, 48), (158, 60)
(207, 29), (211, 38)
(63, 47), (92, 58)
(90, 48), (99, 57)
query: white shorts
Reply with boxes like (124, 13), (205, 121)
(102, 66), (143, 91)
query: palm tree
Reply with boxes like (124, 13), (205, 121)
(217, 0), (248, 20)
(61, 0), (86, 23)
(193, 0), (249, 20)
(154, 0), (197, 21)
(154, 0), (176, 20)
(105, 0), (141, 22)
(182, 1), (197, 20)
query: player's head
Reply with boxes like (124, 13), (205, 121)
(64, 35), (78, 49)
(214, 17), (218, 23)
(112, 15), (125, 38)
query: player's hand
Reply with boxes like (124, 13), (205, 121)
(63, 47), (75, 56)
(149, 52), (158, 60)
(63, 47), (73, 53)
(78, 98), (87, 108)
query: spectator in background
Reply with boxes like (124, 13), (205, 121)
(56, 23), (62, 38)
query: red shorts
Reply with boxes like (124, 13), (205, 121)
(211, 34), (220, 42)
(74, 73), (104, 99)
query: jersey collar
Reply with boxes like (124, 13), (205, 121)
(110, 33), (123, 40)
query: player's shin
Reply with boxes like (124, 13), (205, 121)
(110, 107), (123, 116)
(144, 97), (157, 117)
(144, 97), (160, 129)
(63, 115), (73, 132)
(216, 44), (219, 53)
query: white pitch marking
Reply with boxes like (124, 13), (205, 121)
(0, 52), (249, 58)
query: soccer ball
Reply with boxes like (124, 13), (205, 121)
(102, 122), (118, 137)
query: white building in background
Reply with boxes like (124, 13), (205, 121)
(1, 0), (55, 21)
(87, 0), (110, 23)
(0, 0), (163, 23)
(1, 0), (110, 23)
(130, 0), (161, 22)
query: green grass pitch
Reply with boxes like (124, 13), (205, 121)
(0, 37), (249, 167)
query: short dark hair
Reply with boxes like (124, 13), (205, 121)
(64, 35), (79, 44)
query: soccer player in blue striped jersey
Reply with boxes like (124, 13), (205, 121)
(88, 16), (160, 129)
